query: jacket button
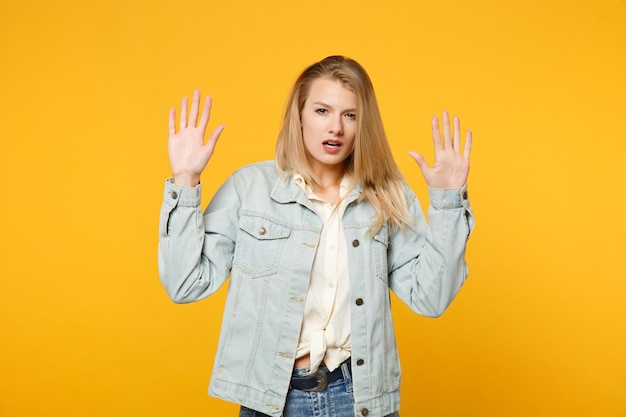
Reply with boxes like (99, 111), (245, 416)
(352, 239), (360, 247)
(258, 227), (267, 236)
(462, 189), (468, 199)
(171, 191), (178, 199)
(361, 409), (369, 416)
(356, 359), (364, 366)
(355, 298), (364, 306)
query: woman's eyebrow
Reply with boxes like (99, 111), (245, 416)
(311, 101), (356, 112)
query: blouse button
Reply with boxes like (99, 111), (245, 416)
(361, 409), (369, 416)
(355, 298), (364, 306)
(258, 227), (267, 236)
(356, 359), (364, 366)
(352, 239), (360, 247)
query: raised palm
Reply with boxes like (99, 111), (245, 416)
(409, 110), (472, 189)
(168, 90), (225, 187)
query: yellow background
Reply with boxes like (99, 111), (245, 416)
(1, 0), (625, 416)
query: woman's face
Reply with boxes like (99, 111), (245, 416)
(301, 78), (357, 176)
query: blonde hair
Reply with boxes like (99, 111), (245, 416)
(275, 55), (411, 234)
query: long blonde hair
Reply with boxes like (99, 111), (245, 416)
(275, 55), (411, 234)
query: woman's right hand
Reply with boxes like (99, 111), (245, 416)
(168, 89), (225, 187)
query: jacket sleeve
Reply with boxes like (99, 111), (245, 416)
(388, 184), (475, 317)
(158, 176), (240, 303)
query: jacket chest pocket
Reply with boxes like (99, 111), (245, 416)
(234, 215), (292, 278)
(372, 226), (390, 283)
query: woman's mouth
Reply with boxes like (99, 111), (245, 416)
(323, 140), (343, 153)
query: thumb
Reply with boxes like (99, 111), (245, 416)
(408, 150), (429, 173)
(204, 124), (226, 155)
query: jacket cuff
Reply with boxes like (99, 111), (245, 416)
(428, 184), (469, 210)
(164, 178), (202, 208)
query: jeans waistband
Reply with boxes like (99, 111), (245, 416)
(290, 359), (352, 392)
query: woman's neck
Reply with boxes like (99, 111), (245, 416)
(311, 174), (343, 205)
(306, 161), (346, 204)
(312, 163), (344, 187)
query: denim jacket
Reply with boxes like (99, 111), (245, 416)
(158, 161), (474, 417)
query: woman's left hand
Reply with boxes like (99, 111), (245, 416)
(409, 110), (472, 189)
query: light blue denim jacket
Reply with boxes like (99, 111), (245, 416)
(158, 161), (474, 417)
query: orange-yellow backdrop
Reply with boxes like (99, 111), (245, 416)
(1, 0), (625, 416)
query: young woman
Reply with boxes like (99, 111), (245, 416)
(159, 56), (474, 417)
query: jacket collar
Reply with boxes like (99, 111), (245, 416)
(270, 173), (364, 209)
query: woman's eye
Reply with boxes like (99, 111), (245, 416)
(345, 113), (356, 119)
(315, 108), (327, 114)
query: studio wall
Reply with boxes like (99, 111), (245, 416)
(1, 1), (624, 416)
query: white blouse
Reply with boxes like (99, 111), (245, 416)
(293, 174), (352, 372)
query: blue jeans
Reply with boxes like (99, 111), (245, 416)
(239, 362), (399, 417)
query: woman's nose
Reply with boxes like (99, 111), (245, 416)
(328, 116), (343, 135)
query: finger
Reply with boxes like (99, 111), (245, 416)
(442, 110), (452, 149)
(168, 107), (176, 136)
(431, 115), (443, 152)
(180, 96), (188, 128)
(408, 150), (430, 172)
(198, 94), (213, 132)
(188, 89), (201, 128)
(464, 130), (473, 159)
(205, 124), (226, 154)
(453, 115), (461, 151)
